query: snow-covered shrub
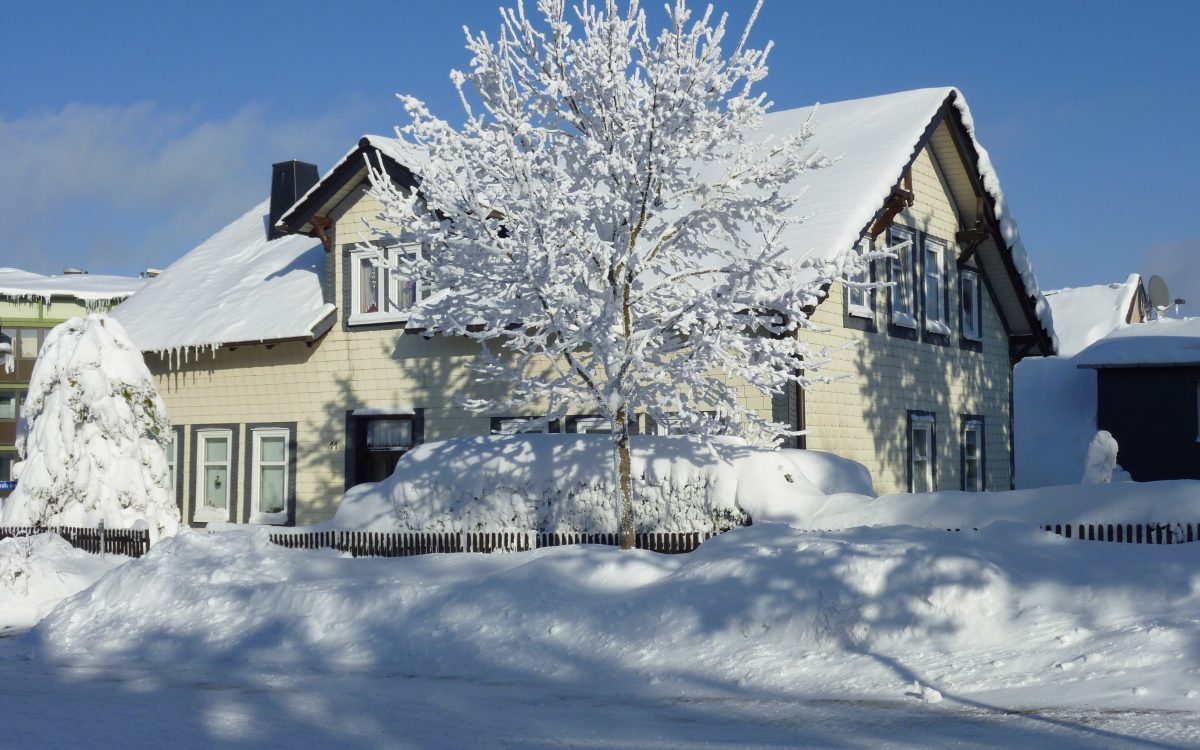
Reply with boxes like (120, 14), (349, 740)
(1081, 430), (1120, 484)
(0, 314), (180, 540)
(324, 435), (825, 533)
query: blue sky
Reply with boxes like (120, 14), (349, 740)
(1, 0), (1197, 308)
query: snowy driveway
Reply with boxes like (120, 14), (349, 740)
(1, 654), (1196, 749)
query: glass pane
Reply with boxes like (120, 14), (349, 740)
(965, 427), (980, 457)
(366, 419), (412, 448)
(965, 459), (979, 490)
(913, 459), (931, 493)
(926, 274), (940, 320)
(205, 436), (228, 463)
(0, 393), (14, 420)
(0, 456), (11, 482)
(18, 329), (38, 359)
(204, 467), (228, 509)
(260, 435), (285, 463)
(912, 426), (929, 459)
(396, 277), (418, 310)
(359, 258), (380, 314)
(259, 466), (285, 514)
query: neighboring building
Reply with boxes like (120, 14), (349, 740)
(0, 268), (146, 498)
(114, 87), (1055, 528)
(1014, 275), (1151, 487)
(1074, 316), (1200, 481)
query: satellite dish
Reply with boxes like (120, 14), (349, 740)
(1148, 275), (1171, 310)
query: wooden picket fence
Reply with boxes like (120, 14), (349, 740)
(0, 526), (151, 557)
(268, 529), (722, 558)
(1044, 522), (1200, 545)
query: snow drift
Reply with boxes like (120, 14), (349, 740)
(324, 435), (853, 533)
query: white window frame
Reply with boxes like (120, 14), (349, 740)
(165, 432), (178, 503)
(846, 241), (872, 318)
(493, 417), (552, 435)
(923, 237), (950, 335)
(909, 413), (935, 494)
(250, 428), (290, 524)
(195, 429), (233, 523)
(961, 268), (982, 341)
(348, 244), (424, 326)
(571, 416), (613, 434)
(888, 227), (917, 328)
(961, 418), (984, 492)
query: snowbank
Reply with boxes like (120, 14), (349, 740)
(32, 521), (1200, 710)
(323, 435), (835, 532)
(0, 533), (127, 635)
(794, 479), (1200, 530)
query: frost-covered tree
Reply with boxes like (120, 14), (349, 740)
(0, 314), (180, 541)
(367, 0), (867, 548)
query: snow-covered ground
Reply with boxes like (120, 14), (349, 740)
(0, 533), (127, 635)
(4, 509), (1200, 748)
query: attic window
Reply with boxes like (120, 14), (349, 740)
(924, 237), (950, 335)
(846, 241), (871, 318)
(888, 226), (916, 328)
(961, 269), (982, 341)
(349, 245), (424, 325)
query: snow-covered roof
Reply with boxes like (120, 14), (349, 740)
(1043, 274), (1145, 357)
(1074, 316), (1200, 368)
(0, 268), (144, 305)
(112, 199), (335, 355)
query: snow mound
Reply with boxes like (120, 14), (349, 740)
(33, 521), (1200, 709)
(781, 448), (875, 496)
(323, 435), (826, 532)
(0, 314), (180, 540)
(0, 533), (126, 634)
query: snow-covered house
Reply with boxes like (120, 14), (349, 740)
(115, 87), (1055, 527)
(1014, 275), (1151, 487)
(1073, 316), (1200, 481)
(0, 268), (146, 497)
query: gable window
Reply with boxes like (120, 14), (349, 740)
(961, 417), (985, 492)
(923, 237), (950, 335)
(250, 428), (290, 521)
(961, 268), (982, 341)
(348, 244), (424, 325)
(908, 412), (935, 493)
(196, 429), (233, 522)
(888, 226), (916, 328)
(846, 241), (872, 318)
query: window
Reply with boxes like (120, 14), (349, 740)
(888, 227), (916, 327)
(251, 428), (290, 520)
(196, 430), (232, 522)
(961, 418), (984, 492)
(165, 432), (178, 503)
(0, 391), (16, 421)
(961, 268), (982, 341)
(0, 455), (11, 482)
(17, 329), (39, 360)
(351, 414), (420, 486)
(568, 416), (612, 434)
(491, 417), (557, 435)
(923, 237), (950, 335)
(909, 413), (935, 493)
(846, 241), (871, 318)
(349, 245), (423, 324)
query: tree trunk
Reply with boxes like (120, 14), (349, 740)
(616, 407), (635, 550)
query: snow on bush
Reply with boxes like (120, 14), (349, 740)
(324, 435), (830, 533)
(780, 449), (875, 496)
(1081, 430), (1121, 484)
(0, 314), (179, 540)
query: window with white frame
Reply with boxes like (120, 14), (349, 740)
(165, 432), (178, 503)
(888, 226), (916, 327)
(0, 391), (16, 421)
(569, 416), (612, 434)
(348, 244), (423, 324)
(909, 413), (935, 493)
(961, 268), (982, 341)
(196, 430), (232, 521)
(846, 241), (871, 318)
(492, 417), (553, 435)
(251, 428), (289, 520)
(924, 237), (950, 335)
(961, 418), (984, 492)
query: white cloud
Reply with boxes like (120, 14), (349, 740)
(0, 102), (374, 276)
(1140, 241), (1200, 314)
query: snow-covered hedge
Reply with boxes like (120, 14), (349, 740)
(324, 435), (843, 533)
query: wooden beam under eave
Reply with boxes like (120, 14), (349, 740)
(311, 216), (333, 252)
(868, 180), (916, 239)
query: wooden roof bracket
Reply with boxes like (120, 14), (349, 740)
(955, 196), (988, 267)
(868, 169), (915, 239)
(311, 216), (334, 253)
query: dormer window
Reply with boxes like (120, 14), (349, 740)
(348, 245), (424, 325)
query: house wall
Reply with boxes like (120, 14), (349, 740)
(155, 132), (1020, 526)
(800, 144), (1014, 494)
(1095, 366), (1200, 481)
